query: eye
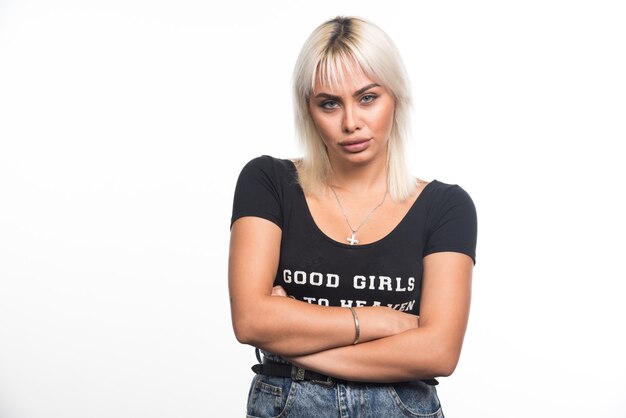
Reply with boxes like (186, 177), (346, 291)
(360, 94), (377, 104)
(320, 100), (339, 110)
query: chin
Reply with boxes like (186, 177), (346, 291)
(342, 152), (380, 166)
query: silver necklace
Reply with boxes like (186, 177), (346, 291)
(329, 185), (388, 245)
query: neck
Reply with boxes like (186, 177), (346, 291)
(327, 154), (388, 195)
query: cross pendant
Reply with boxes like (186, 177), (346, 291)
(347, 232), (359, 245)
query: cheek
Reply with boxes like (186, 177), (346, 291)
(310, 114), (337, 141)
(318, 121), (336, 138)
(377, 104), (395, 133)
(366, 110), (393, 134)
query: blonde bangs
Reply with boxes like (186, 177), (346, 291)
(314, 50), (369, 92)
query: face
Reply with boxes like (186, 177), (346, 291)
(308, 69), (395, 168)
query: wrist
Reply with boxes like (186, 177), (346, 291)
(348, 307), (360, 344)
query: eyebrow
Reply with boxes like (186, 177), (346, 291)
(314, 83), (381, 101)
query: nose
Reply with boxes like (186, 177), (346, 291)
(342, 103), (362, 133)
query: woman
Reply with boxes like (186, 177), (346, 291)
(229, 16), (477, 418)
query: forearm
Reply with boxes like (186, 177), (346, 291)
(286, 326), (461, 382)
(233, 296), (418, 357)
(230, 217), (421, 357)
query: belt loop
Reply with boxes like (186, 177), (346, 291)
(291, 366), (306, 381)
(311, 375), (335, 387)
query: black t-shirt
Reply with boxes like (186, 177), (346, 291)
(231, 155), (477, 315)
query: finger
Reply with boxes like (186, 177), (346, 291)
(271, 285), (288, 297)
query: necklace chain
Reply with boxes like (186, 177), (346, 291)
(329, 185), (388, 245)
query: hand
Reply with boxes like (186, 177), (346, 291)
(271, 285), (288, 297)
(362, 306), (420, 336)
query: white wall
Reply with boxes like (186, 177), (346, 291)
(1, 1), (625, 417)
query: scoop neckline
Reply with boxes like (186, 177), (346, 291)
(286, 160), (437, 249)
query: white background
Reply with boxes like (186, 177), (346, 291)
(1, 1), (625, 417)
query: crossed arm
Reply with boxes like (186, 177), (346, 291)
(228, 216), (473, 383)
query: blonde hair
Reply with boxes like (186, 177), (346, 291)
(292, 16), (416, 201)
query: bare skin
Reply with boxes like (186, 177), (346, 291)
(228, 68), (473, 382)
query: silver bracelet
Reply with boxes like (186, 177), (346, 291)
(348, 306), (360, 345)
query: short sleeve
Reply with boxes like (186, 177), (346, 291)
(230, 156), (283, 229)
(424, 185), (478, 264)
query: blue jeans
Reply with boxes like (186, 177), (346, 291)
(246, 353), (444, 418)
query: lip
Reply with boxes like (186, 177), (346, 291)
(339, 138), (371, 153)
(340, 137), (370, 145)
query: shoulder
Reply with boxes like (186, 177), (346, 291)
(234, 155), (301, 201)
(422, 180), (478, 263)
(425, 180), (475, 208)
(232, 156), (299, 229)
(423, 180), (477, 229)
(239, 155), (298, 182)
